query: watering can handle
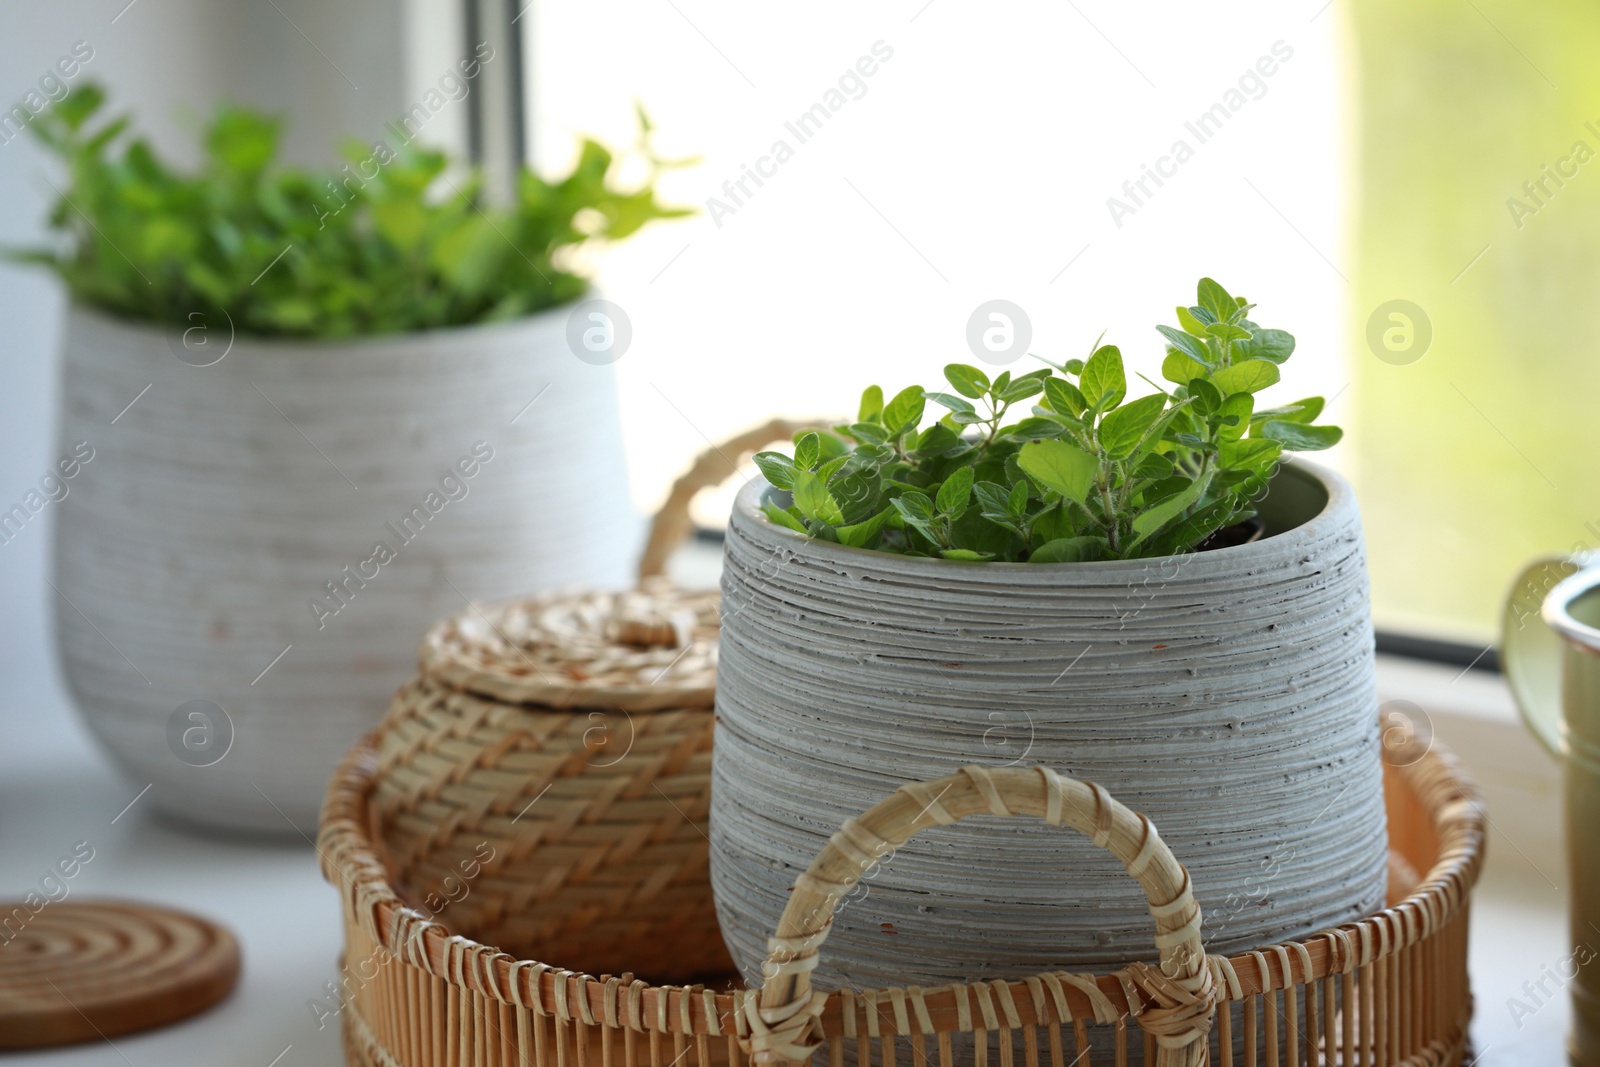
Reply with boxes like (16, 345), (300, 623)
(1501, 556), (1580, 759)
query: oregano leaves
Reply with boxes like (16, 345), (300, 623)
(756, 279), (1341, 562)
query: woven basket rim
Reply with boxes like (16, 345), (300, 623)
(318, 735), (1483, 1038)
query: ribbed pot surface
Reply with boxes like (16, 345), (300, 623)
(712, 460), (1387, 988)
(52, 305), (636, 834)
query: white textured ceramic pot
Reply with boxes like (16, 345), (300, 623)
(52, 304), (636, 835)
(712, 459), (1387, 988)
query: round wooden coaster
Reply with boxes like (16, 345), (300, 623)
(0, 899), (240, 1049)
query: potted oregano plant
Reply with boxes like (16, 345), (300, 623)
(711, 279), (1388, 995)
(14, 85), (689, 835)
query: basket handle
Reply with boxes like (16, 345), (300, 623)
(744, 765), (1214, 1067)
(636, 417), (826, 582)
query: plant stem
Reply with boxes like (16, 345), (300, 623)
(982, 399), (1006, 448)
(1064, 498), (1106, 536)
(1096, 466), (1120, 555)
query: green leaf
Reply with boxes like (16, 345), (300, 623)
(858, 385), (884, 422)
(53, 84), (108, 133)
(999, 376), (1045, 404)
(939, 548), (993, 561)
(891, 491), (937, 537)
(1097, 393), (1167, 459)
(371, 199), (429, 250)
(1008, 479), (1030, 513)
(1044, 377), (1087, 417)
(912, 422), (961, 456)
(817, 455), (850, 482)
(206, 107), (280, 175)
(850, 443), (896, 466)
(1176, 306), (1211, 338)
(1187, 378), (1223, 415)
(793, 431), (821, 471)
(1029, 501), (1077, 543)
(1255, 396), (1324, 425)
(925, 391), (977, 416)
(829, 468), (882, 523)
(1157, 325), (1212, 366)
(972, 483), (1024, 518)
(1001, 416), (1064, 440)
(762, 503), (807, 533)
(836, 506), (894, 547)
(1144, 497), (1251, 557)
(1161, 349), (1210, 387)
(1205, 322), (1252, 342)
(816, 430), (850, 461)
(1135, 452), (1174, 481)
(1236, 328), (1295, 364)
(1218, 438), (1282, 470)
(430, 215), (511, 296)
(884, 385), (927, 434)
(1017, 439), (1097, 503)
(1215, 393), (1254, 442)
(1128, 398), (1192, 465)
(1080, 345), (1126, 411)
(949, 508), (1017, 557)
(935, 466), (975, 516)
(1139, 476), (1191, 511)
(1260, 420), (1343, 451)
(944, 364), (990, 399)
(1029, 536), (1107, 563)
(13, 85), (691, 339)
(894, 490), (934, 521)
(882, 466), (922, 493)
(753, 451), (798, 490)
(1168, 432), (1214, 453)
(1197, 278), (1236, 323)
(1130, 470), (1213, 546)
(973, 480), (1014, 518)
(1002, 451), (1027, 486)
(791, 470), (845, 524)
(845, 421), (889, 445)
(1211, 359), (1280, 395)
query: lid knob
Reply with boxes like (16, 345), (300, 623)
(605, 604), (696, 649)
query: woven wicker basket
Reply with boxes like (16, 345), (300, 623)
(364, 419), (815, 985)
(320, 731), (1481, 1067)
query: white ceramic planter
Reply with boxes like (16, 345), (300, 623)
(712, 460), (1387, 988)
(52, 304), (637, 835)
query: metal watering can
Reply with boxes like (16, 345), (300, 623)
(1504, 557), (1600, 1064)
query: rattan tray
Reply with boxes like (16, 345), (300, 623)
(319, 733), (1481, 1067)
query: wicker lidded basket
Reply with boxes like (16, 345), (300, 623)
(364, 419), (815, 984)
(320, 731), (1482, 1067)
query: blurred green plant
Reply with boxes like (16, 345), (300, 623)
(9, 84), (693, 337)
(755, 278), (1342, 562)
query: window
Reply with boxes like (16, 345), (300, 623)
(519, 0), (1582, 644)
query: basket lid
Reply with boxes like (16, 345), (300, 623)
(418, 579), (718, 711)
